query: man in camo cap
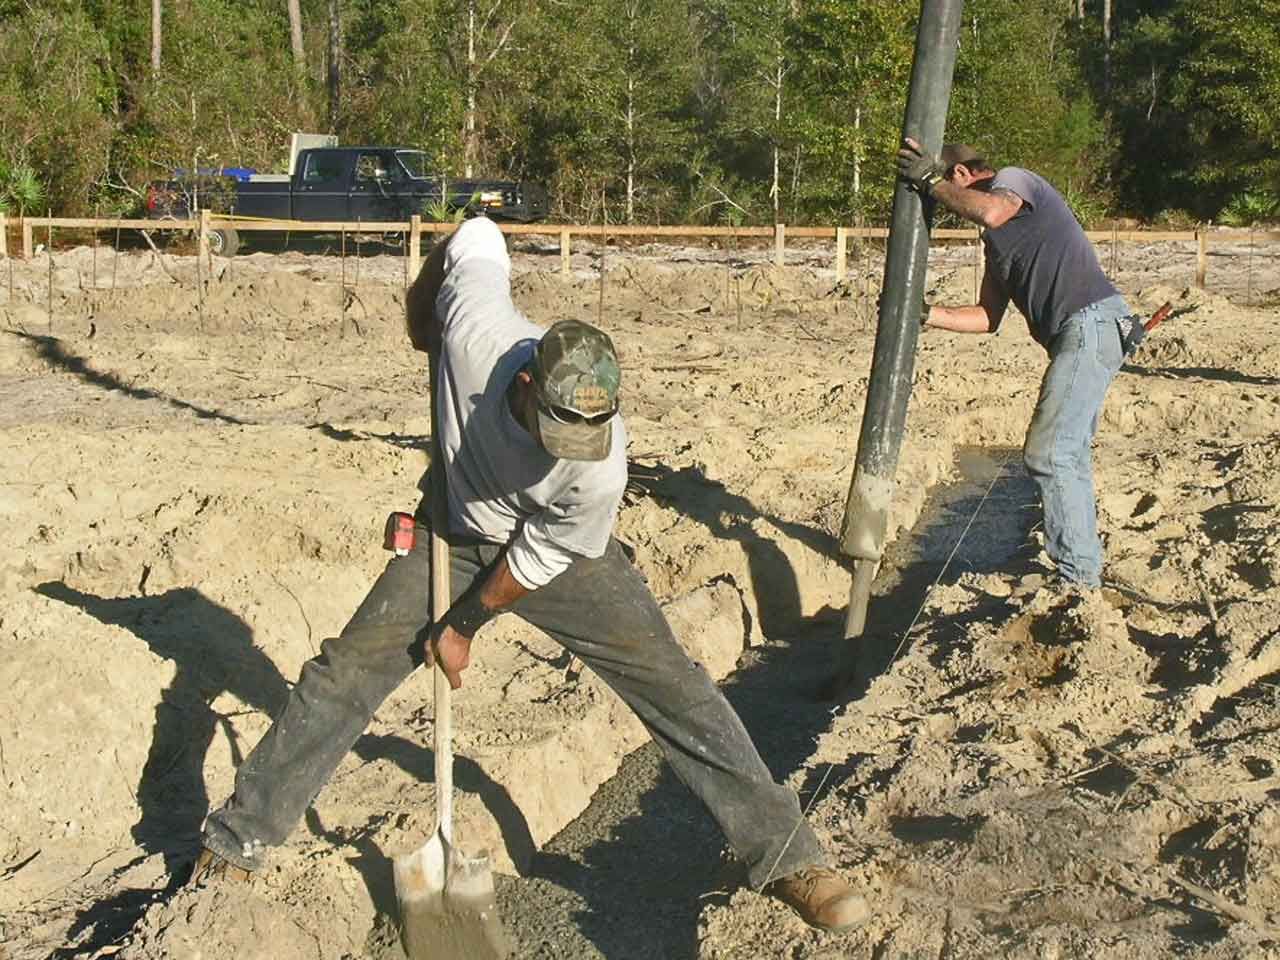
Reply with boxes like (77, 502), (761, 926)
(190, 216), (869, 933)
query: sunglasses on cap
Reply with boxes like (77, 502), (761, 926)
(539, 400), (616, 428)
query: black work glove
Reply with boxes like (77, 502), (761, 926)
(896, 140), (945, 196)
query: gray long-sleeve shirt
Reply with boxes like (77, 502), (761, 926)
(428, 217), (628, 589)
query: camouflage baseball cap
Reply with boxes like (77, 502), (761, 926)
(531, 319), (621, 461)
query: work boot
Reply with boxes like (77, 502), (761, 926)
(188, 848), (252, 886)
(768, 866), (870, 932)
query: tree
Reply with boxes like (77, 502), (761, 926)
(1108, 0), (1280, 219)
(327, 0), (341, 130)
(0, 4), (114, 212)
(151, 0), (161, 75)
(343, 0), (463, 165)
(287, 0), (305, 73)
(949, 0), (1109, 211)
(121, 0), (316, 183)
(576, 0), (696, 223)
(699, 0), (803, 222)
(787, 0), (916, 222)
(460, 0), (522, 177)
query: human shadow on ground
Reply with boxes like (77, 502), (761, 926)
(1124, 362), (1280, 387)
(625, 460), (841, 637)
(10, 331), (251, 425)
(495, 447), (1040, 959)
(35, 579), (533, 957)
(34, 582), (291, 870)
(35, 581), (289, 957)
(5, 330), (432, 450)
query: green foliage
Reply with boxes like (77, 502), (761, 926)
(0, 4), (114, 213)
(1, 0), (1278, 225)
(949, 0), (1110, 212)
(1150, 208), (1199, 230)
(1220, 191), (1280, 227)
(787, 0), (916, 223)
(422, 189), (475, 224)
(535, 0), (697, 224)
(1107, 0), (1280, 220)
(1058, 179), (1112, 229)
(120, 0), (318, 183)
(0, 162), (46, 216)
(345, 0), (463, 166)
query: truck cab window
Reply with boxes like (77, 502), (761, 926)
(396, 151), (429, 179)
(355, 154), (390, 183)
(302, 153), (344, 185)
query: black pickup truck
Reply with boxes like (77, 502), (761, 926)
(144, 146), (549, 255)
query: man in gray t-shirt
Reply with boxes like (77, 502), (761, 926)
(190, 217), (868, 933)
(897, 139), (1135, 590)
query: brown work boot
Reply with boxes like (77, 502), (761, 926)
(188, 848), (252, 886)
(768, 866), (870, 932)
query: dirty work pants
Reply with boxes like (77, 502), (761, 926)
(202, 523), (825, 889)
(1023, 294), (1129, 587)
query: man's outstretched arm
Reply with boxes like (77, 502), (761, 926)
(925, 268), (1009, 335)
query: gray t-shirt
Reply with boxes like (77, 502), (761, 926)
(429, 217), (628, 589)
(983, 167), (1118, 347)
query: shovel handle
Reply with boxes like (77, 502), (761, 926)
(428, 348), (454, 842)
(431, 524), (453, 842)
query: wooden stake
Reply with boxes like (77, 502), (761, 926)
(972, 228), (981, 302)
(46, 213), (53, 331)
(195, 215), (204, 331)
(774, 222), (786, 268)
(1195, 229), (1207, 290)
(112, 223), (121, 292)
(22, 217), (32, 260)
(597, 189), (607, 325)
(198, 208), (211, 262)
(864, 241), (872, 332)
(835, 225), (848, 282)
(92, 207), (99, 309)
(1248, 225), (1256, 307)
(408, 214), (421, 283)
(0, 212), (7, 259)
(340, 224), (347, 337)
(560, 227), (571, 278)
(732, 224), (741, 328)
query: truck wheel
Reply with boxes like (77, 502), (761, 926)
(207, 227), (240, 257)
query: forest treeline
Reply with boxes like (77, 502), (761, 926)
(0, 0), (1277, 227)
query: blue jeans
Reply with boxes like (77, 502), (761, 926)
(1023, 294), (1129, 587)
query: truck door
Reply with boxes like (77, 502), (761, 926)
(348, 151), (405, 223)
(294, 149), (349, 221)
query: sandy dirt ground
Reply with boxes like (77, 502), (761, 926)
(1, 227), (1279, 960)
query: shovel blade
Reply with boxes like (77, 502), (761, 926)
(393, 830), (510, 960)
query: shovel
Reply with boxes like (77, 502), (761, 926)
(393, 522), (510, 959)
(393, 355), (510, 957)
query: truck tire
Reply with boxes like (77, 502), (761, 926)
(207, 227), (240, 257)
